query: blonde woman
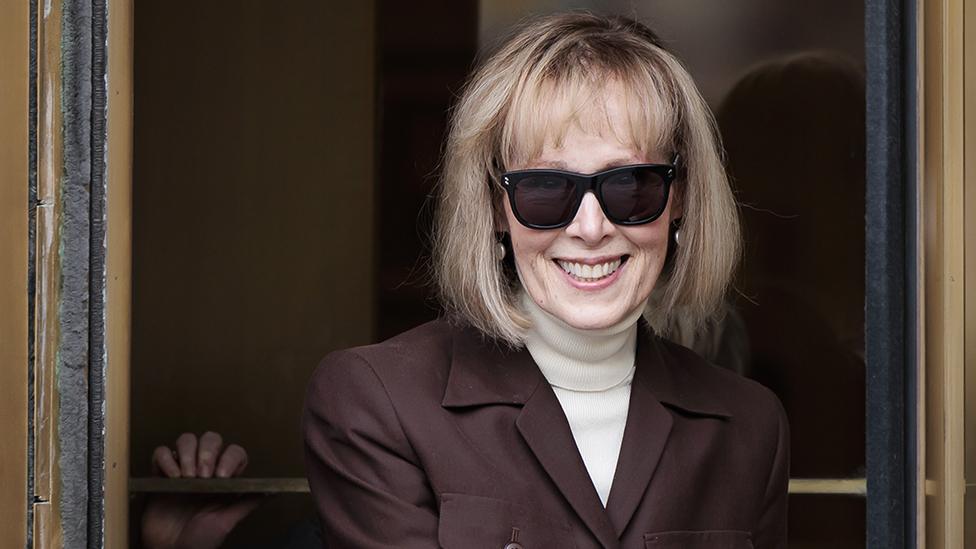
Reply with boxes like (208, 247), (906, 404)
(303, 12), (788, 549)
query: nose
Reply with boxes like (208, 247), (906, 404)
(565, 192), (614, 244)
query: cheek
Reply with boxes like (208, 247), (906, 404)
(509, 228), (556, 264)
(625, 224), (670, 261)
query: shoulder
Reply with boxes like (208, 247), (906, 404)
(657, 336), (787, 434)
(655, 336), (789, 488)
(304, 318), (461, 411)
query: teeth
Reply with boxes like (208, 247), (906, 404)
(556, 258), (622, 281)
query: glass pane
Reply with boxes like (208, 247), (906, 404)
(789, 494), (866, 548)
(719, 43), (866, 480)
(130, 1), (385, 546)
(130, 0), (866, 546)
(128, 493), (320, 549)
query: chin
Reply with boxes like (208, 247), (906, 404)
(551, 302), (632, 331)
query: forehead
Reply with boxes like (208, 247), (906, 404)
(531, 120), (646, 173)
(499, 74), (676, 171)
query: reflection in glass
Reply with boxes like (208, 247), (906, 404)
(717, 53), (866, 480)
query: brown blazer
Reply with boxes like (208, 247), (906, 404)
(302, 319), (788, 549)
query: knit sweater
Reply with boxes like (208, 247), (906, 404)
(521, 292), (643, 507)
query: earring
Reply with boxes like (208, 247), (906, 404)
(496, 241), (506, 261)
(670, 218), (683, 248)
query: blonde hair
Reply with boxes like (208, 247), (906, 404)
(433, 12), (740, 347)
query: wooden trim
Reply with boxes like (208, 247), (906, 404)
(921, 0), (966, 546)
(2, 1), (135, 544)
(914, 0), (927, 544)
(964, 0), (976, 544)
(0, 0), (31, 546)
(940, 0), (965, 542)
(33, 0), (64, 545)
(788, 479), (867, 496)
(129, 477), (869, 496)
(130, 477), (311, 494)
(104, 0), (133, 546)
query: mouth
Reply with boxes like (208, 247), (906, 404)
(555, 255), (629, 283)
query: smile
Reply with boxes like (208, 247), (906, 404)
(555, 256), (627, 282)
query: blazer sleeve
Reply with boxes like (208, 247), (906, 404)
(753, 395), (790, 549)
(302, 349), (440, 548)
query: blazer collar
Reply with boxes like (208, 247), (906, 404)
(441, 322), (544, 407)
(441, 319), (733, 420)
(440, 319), (733, 547)
(603, 326), (731, 538)
(635, 325), (733, 419)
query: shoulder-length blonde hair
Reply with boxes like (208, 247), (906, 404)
(433, 12), (740, 347)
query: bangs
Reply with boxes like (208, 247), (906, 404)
(499, 63), (681, 170)
(435, 12), (739, 346)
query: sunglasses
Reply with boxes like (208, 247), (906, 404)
(500, 155), (679, 230)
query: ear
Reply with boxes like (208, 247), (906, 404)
(494, 193), (511, 232)
(668, 151), (685, 220)
(670, 183), (684, 220)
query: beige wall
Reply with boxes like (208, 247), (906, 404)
(0, 0), (30, 546)
(130, 1), (375, 478)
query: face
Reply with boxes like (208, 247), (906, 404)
(502, 91), (680, 331)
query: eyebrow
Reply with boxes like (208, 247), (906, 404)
(535, 157), (645, 174)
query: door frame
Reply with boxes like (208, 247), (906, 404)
(8, 0), (973, 547)
(865, 0), (918, 547)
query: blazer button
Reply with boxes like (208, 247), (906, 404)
(504, 527), (523, 549)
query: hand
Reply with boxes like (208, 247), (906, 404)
(142, 431), (261, 549)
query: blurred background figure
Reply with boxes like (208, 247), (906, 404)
(717, 51), (867, 548)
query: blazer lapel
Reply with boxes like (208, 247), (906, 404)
(602, 338), (672, 537)
(441, 323), (620, 548)
(516, 383), (620, 549)
(604, 327), (734, 537)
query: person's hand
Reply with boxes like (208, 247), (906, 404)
(142, 431), (261, 549)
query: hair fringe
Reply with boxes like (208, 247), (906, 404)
(432, 12), (740, 348)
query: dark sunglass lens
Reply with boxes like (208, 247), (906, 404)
(513, 175), (577, 227)
(601, 168), (667, 223)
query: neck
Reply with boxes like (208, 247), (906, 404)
(521, 292), (644, 391)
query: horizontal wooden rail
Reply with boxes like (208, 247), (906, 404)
(788, 478), (866, 496)
(130, 477), (867, 496)
(130, 477), (310, 494)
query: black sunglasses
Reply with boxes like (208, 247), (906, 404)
(500, 154), (678, 230)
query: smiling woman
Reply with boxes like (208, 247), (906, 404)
(433, 24), (740, 347)
(303, 12), (787, 549)
(499, 87), (677, 331)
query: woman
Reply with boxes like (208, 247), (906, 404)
(303, 12), (788, 549)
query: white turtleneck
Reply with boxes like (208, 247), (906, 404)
(521, 292), (643, 507)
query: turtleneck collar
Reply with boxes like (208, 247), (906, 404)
(520, 291), (645, 392)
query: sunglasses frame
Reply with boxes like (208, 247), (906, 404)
(500, 154), (679, 230)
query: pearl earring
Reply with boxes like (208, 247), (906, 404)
(674, 229), (681, 246)
(496, 242), (506, 261)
